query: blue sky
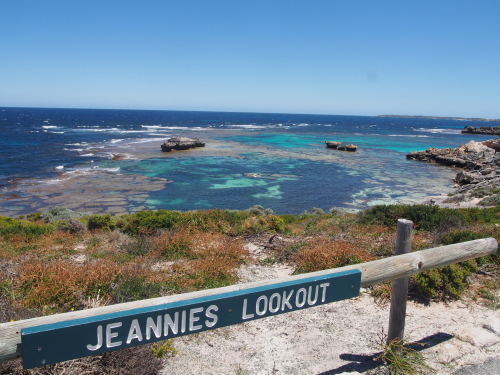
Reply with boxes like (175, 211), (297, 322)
(1, 1), (499, 117)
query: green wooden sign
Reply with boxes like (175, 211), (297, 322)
(21, 269), (361, 368)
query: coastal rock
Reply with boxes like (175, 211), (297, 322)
(337, 144), (358, 152)
(462, 126), (500, 136)
(326, 141), (341, 149)
(456, 326), (499, 347)
(326, 141), (357, 151)
(407, 139), (499, 206)
(161, 137), (205, 152)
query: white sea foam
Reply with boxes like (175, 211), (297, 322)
(80, 153), (95, 157)
(128, 137), (166, 144)
(141, 125), (206, 131)
(110, 139), (124, 143)
(55, 165), (64, 170)
(66, 142), (89, 146)
(225, 124), (268, 129)
(414, 128), (461, 135)
(42, 125), (58, 129)
(387, 134), (430, 138)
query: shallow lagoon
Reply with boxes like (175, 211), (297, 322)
(1, 107), (492, 215)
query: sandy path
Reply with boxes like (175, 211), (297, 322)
(160, 243), (499, 375)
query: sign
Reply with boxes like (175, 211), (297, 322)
(21, 269), (361, 368)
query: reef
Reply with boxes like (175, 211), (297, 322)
(161, 137), (205, 152)
(461, 126), (500, 136)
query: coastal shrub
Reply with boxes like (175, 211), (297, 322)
(0, 216), (53, 238)
(123, 210), (184, 234)
(247, 205), (267, 216)
(411, 261), (478, 301)
(292, 238), (371, 274)
(479, 194), (500, 207)
(87, 214), (114, 231)
(182, 209), (248, 233)
(41, 207), (82, 223)
(471, 187), (500, 198)
(25, 212), (42, 221)
(241, 215), (287, 234)
(153, 231), (192, 260)
(439, 230), (484, 245)
(359, 204), (499, 231)
(57, 218), (86, 234)
(310, 207), (326, 215)
(123, 236), (152, 257)
(153, 231), (246, 261)
(112, 276), (162, 303)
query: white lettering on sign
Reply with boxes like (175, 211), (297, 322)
(242, 282), (330, 320)
(86, 305), (220, 352)
(85, 283), (332, 352)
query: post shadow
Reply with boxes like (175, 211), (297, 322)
(316, 332), (454, 375)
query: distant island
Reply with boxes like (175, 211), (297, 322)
(378, 114), (500, 122)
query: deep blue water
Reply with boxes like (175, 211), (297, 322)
(0, 107), (497, 214)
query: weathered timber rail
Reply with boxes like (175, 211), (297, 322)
(0, 237), (497, 362)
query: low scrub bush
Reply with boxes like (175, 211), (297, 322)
(0, 216), (54, 238)
(439, 230), (485, 245)
(87, 214), (114, 231)
(57, 219), (86, 234)
(112, 276), (162, 303)
(360, 204), (499, 231)
(152, 231), (245, 261)
(411, 261), (478, 301)
(292, 238), (371, 274)
(123, 236), (152, 257)
(41, 207), (83, 223)
(479, 194), (500, 207)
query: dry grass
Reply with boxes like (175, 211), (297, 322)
(17, 259), (122, 312)
(292, 237), (372, 273)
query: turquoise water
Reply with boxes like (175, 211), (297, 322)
(225, 132), (450, 153)
(1, 107), (492, 215)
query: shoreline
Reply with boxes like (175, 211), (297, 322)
(407, 139), (499, 209)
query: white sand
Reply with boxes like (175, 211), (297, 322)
(160, 243), (499, 375)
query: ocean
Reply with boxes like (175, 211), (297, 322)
(0, 107), (496, 216)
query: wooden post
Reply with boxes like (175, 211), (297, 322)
(387, 219), (413, 343)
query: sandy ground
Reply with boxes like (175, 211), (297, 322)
(160, 242), (499, 375)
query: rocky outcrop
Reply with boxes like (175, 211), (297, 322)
(338, 144), (357, 152)
(326, 142), (357, 152)
(326, 141), (341, 149)
(407, 140), (499, 206)
(161, 137), (205, 152)
(462, 126), (500, 136)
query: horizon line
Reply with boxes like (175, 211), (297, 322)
(1, 105), (499, 121)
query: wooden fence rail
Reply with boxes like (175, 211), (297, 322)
(0, 237), (497, 363)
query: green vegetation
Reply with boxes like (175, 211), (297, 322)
(0, 203), (497, 318)
(151, 340), (177, 359)
(378, 339), (430, 375)
(87, 214), (114, 230)
(0, 216), (53, 238)
(360, 204), (498, 230)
